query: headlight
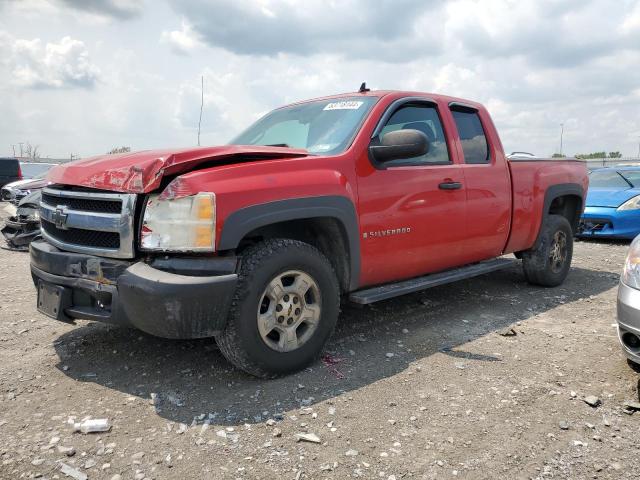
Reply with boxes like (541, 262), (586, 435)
(140, 193), (216, 251)
(622, 236), (640, 289)
(618, 195), (640, 211)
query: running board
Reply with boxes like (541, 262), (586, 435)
(349, 257), (518, 304)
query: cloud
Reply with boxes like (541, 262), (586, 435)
(445, 0), (640, 68)
(1, 0), (640, 159)
(57, 0), (144, 20)
(0, 33), (100, 89)
(167, 0), (446, 62)
(169, 0), (640, 69)
(161, 20), (203, 55)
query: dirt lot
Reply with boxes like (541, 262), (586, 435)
(1, 214), (640, 479)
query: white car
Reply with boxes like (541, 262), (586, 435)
(1, 162), (57, 203)
(1, 174), (49, 204)
(506, 151), (537, 159)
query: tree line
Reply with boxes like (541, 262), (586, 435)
(552, 152), (623, 159)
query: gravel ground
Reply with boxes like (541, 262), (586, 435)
(1, 210), (640, 479)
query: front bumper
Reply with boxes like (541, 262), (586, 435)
(1, 187), (15, 202)
(30, 240), (238, 339)
(578, 206), (640, 239)
(2, 215), (40, 250)
(616, 281), (640, 364)
(12, 190), (30, 204)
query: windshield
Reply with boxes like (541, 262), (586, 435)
(589, 170), (640, 188)
(20, 163), (56, 178)
(230, 96), (378, 155)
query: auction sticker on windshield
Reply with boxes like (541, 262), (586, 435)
(323, 101), (364, 111)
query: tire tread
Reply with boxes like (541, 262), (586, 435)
(216, 238), (339, 378)
(522, 214), (573, 287)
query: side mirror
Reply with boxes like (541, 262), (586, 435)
(369, 129), (429, 163)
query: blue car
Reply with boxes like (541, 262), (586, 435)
(578, 167), (640, 239)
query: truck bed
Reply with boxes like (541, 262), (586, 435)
(505, 158), (588, 254)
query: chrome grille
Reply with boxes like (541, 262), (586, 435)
(41, 192), (122, 213)
(40, 187), (137, 258)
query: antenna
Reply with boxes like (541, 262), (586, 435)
(359, 82), (370, 93)
(197, 75), (204, 146)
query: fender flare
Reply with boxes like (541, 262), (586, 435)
(533, 182), (584, 248)
(218, 196), (361, 290)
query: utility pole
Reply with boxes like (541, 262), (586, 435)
(18, 142), (24, 157)
(197, 75), (204, 147)
(11, 145), (16, 156)
(559, 123), (564, 156)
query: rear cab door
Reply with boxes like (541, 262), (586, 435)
(447, 102), (512, 264)
(355, 95), (468, 287)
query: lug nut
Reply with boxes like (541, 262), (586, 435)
(278, 316), (284, 323)
(283, 295), (289, 302)
(287, 318), (294, 325)
(276, 304), (283, 312)
(295, 308), (301, 315)
(293, 297), (299, 304)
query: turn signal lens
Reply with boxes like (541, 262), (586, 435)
(195, 195), (214, 220)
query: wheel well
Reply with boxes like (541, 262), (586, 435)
(236, 218), (351, 293)
(548, 194), (583, 233)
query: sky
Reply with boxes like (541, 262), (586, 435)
(0, 0), (639, 159)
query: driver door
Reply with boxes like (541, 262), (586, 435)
(355, 99), (468, 287)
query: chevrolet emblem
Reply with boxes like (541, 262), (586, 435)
(53, 206), (69, 230)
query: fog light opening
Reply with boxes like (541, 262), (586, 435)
(621, 331), (640, 350)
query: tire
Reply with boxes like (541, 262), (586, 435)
(627, 359), (640, 374)
(216, 238), (340, 378)
(522, 214), (573, 287)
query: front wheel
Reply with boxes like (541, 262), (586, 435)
(522, 214), (573, 287)
(216, 239), (340, 378)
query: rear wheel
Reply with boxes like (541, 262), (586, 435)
(216, 239), (340, 378)
(522, 214), (573, 287)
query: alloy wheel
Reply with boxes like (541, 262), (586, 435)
(257, 270), (322, 352)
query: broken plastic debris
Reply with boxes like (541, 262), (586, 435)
(59, 462), (88, 480)
(71, 418), (111, 434)
(296, 432), (321, 444)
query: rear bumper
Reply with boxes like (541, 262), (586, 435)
(616, 281), (640, 364)
(30, 240), (238, 339)
(578, 206), (640, 239)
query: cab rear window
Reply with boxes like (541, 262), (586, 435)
(451, 109), (489, 164)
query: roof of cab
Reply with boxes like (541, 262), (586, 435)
(282, 89), (484, 110)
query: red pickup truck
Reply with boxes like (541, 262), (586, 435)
(31, 89), (587, 377)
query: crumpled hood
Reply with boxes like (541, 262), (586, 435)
(586, 187), (640, 208)
(46, 145), (310, 193)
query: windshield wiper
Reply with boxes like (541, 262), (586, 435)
(265, 143), (290, 148)
(617, 172), (635, 188)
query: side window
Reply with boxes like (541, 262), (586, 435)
(377, 104), (450, 165)
(451, 109), (489, 164)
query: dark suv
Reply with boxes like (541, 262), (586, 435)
(0, 158), (21, 188)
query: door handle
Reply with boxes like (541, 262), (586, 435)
(438, 181), (463, 190)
